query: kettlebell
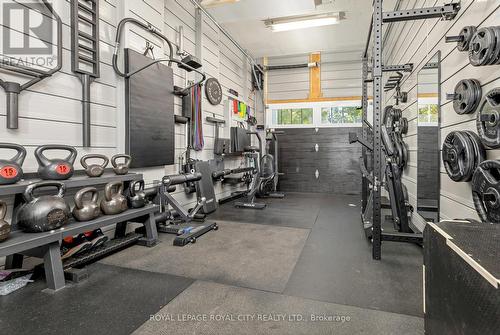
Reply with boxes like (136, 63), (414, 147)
(111, 154), (132, 175)
(73, 187), (101, 222)
(35, 145), (78, 180)
(0, 143), (26, 185)
(17, 181), (71, 233)
(81, 154), (109, 178)
(100, 181), (128, 215)
(0, 201), (11, 242)
(127, 180), (147, 208)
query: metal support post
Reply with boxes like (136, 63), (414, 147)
(361, 58), (369, 213)
(372, 0), (383, 260)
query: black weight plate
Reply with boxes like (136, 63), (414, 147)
(401, 140), (408, 168)
(458, 26), (477, 52)
(464, 130), (487, 173)
(496, 26), (500, 64)
(486, 26), (500, 65)
(491, 26), (500, 65)
(400, 117), (408, 135)
(393, 135), (404, 167)
(442, 131), (475, 182)
(477, 88), (500, 148)
(453, 79), (479, 114)
(469, 27), (496, 66)
(392, 108), (402, 121)
(205, 78), (222, 105)
(472, 160), (500, 224)
(471, 79), (482, 111)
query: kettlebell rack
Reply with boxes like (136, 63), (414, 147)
(362, 1), (460, 260)
(0, 172), (159, 292)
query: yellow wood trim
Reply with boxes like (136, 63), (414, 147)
(309, 52), (322, 99)
(418, 93), (439, 98)
(266, 96), (368, 104)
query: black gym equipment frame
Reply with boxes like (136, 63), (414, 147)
(0, 0), (63, 130)
(156, 173), (218, 246)
(112, 18), (206, 95)
(362, 1), (460, 260)
(71, 0), (100, 147)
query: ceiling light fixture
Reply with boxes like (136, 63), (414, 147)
(265, 12), (345, 32)
(200, 0), (240, 8)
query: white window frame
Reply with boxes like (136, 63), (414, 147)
(266, 100), (363, 128)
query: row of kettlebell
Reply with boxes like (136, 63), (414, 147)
(0, 143), (132, 185)
(0, 180), (148, 240)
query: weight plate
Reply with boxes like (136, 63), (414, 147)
(486, 26), (500, 65)
(472, 160), (500, 224)
(458, 26), (477, 52)
(490, 26), (500, 65)
(453, 79), (482, 114)
(401, 140), (409, 168)
(496, 26), (500, 64)
(464, 130), (487, 173)
(205, 78), (222, 105)
(392, 108), (402, 122)
(477, 88), (500, 148)
(442, 131), (475, 182)
(469, 27), (496, 66)
(400, 117), (408, 135)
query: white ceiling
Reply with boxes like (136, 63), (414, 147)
(206, 0), (398, 58)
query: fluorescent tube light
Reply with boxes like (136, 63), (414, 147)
(265, 12), (344, 32)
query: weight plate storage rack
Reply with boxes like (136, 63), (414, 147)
(362, 1), (460, 260)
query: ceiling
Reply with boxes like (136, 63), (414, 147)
(206, 0), (399, 58)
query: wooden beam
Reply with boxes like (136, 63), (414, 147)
(309, 52), (322, 99)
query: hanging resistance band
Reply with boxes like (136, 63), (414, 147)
(192, 84), (204, 151)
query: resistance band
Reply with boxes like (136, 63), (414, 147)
(192, 84), (204, 151)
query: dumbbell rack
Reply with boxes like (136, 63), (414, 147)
(0, 171), (159, 293)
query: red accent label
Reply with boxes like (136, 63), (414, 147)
(0, 166), (19, 179)
(56, 164), (71, 175)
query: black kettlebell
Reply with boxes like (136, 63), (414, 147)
(111, 154), (132, 175)
(100, 181), (128, 215)
(127, 180), (147, 208)
(35, 145), (78, 180)
(81, 154), (109, 178)
(17, 181), (71, 233)
(0, 143), (26, 185)
(73, 187), (101, 222)
(0, 200), (10, 242)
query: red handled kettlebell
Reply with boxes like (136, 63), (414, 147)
(0, 143), (26, 185)
(35, 145), (77, 180)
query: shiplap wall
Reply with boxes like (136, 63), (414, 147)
(0, 0), (256, 266)
(383, 0), (500, 222)
(266, 50), (363, 101)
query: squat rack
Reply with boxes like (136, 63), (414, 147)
(362, 1), (460, 260)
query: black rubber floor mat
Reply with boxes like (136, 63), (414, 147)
(0, 263), (194, 335)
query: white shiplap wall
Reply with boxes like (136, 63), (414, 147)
(383, 0), (500, 221)
(266, 50), (363, 101)
(0, 0), (256, 266)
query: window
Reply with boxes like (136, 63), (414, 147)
(274, 108), (313, 125)
(267, 101), (362, 128)
(418, 104), (438, 123)
(321, 106), (362, 124)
